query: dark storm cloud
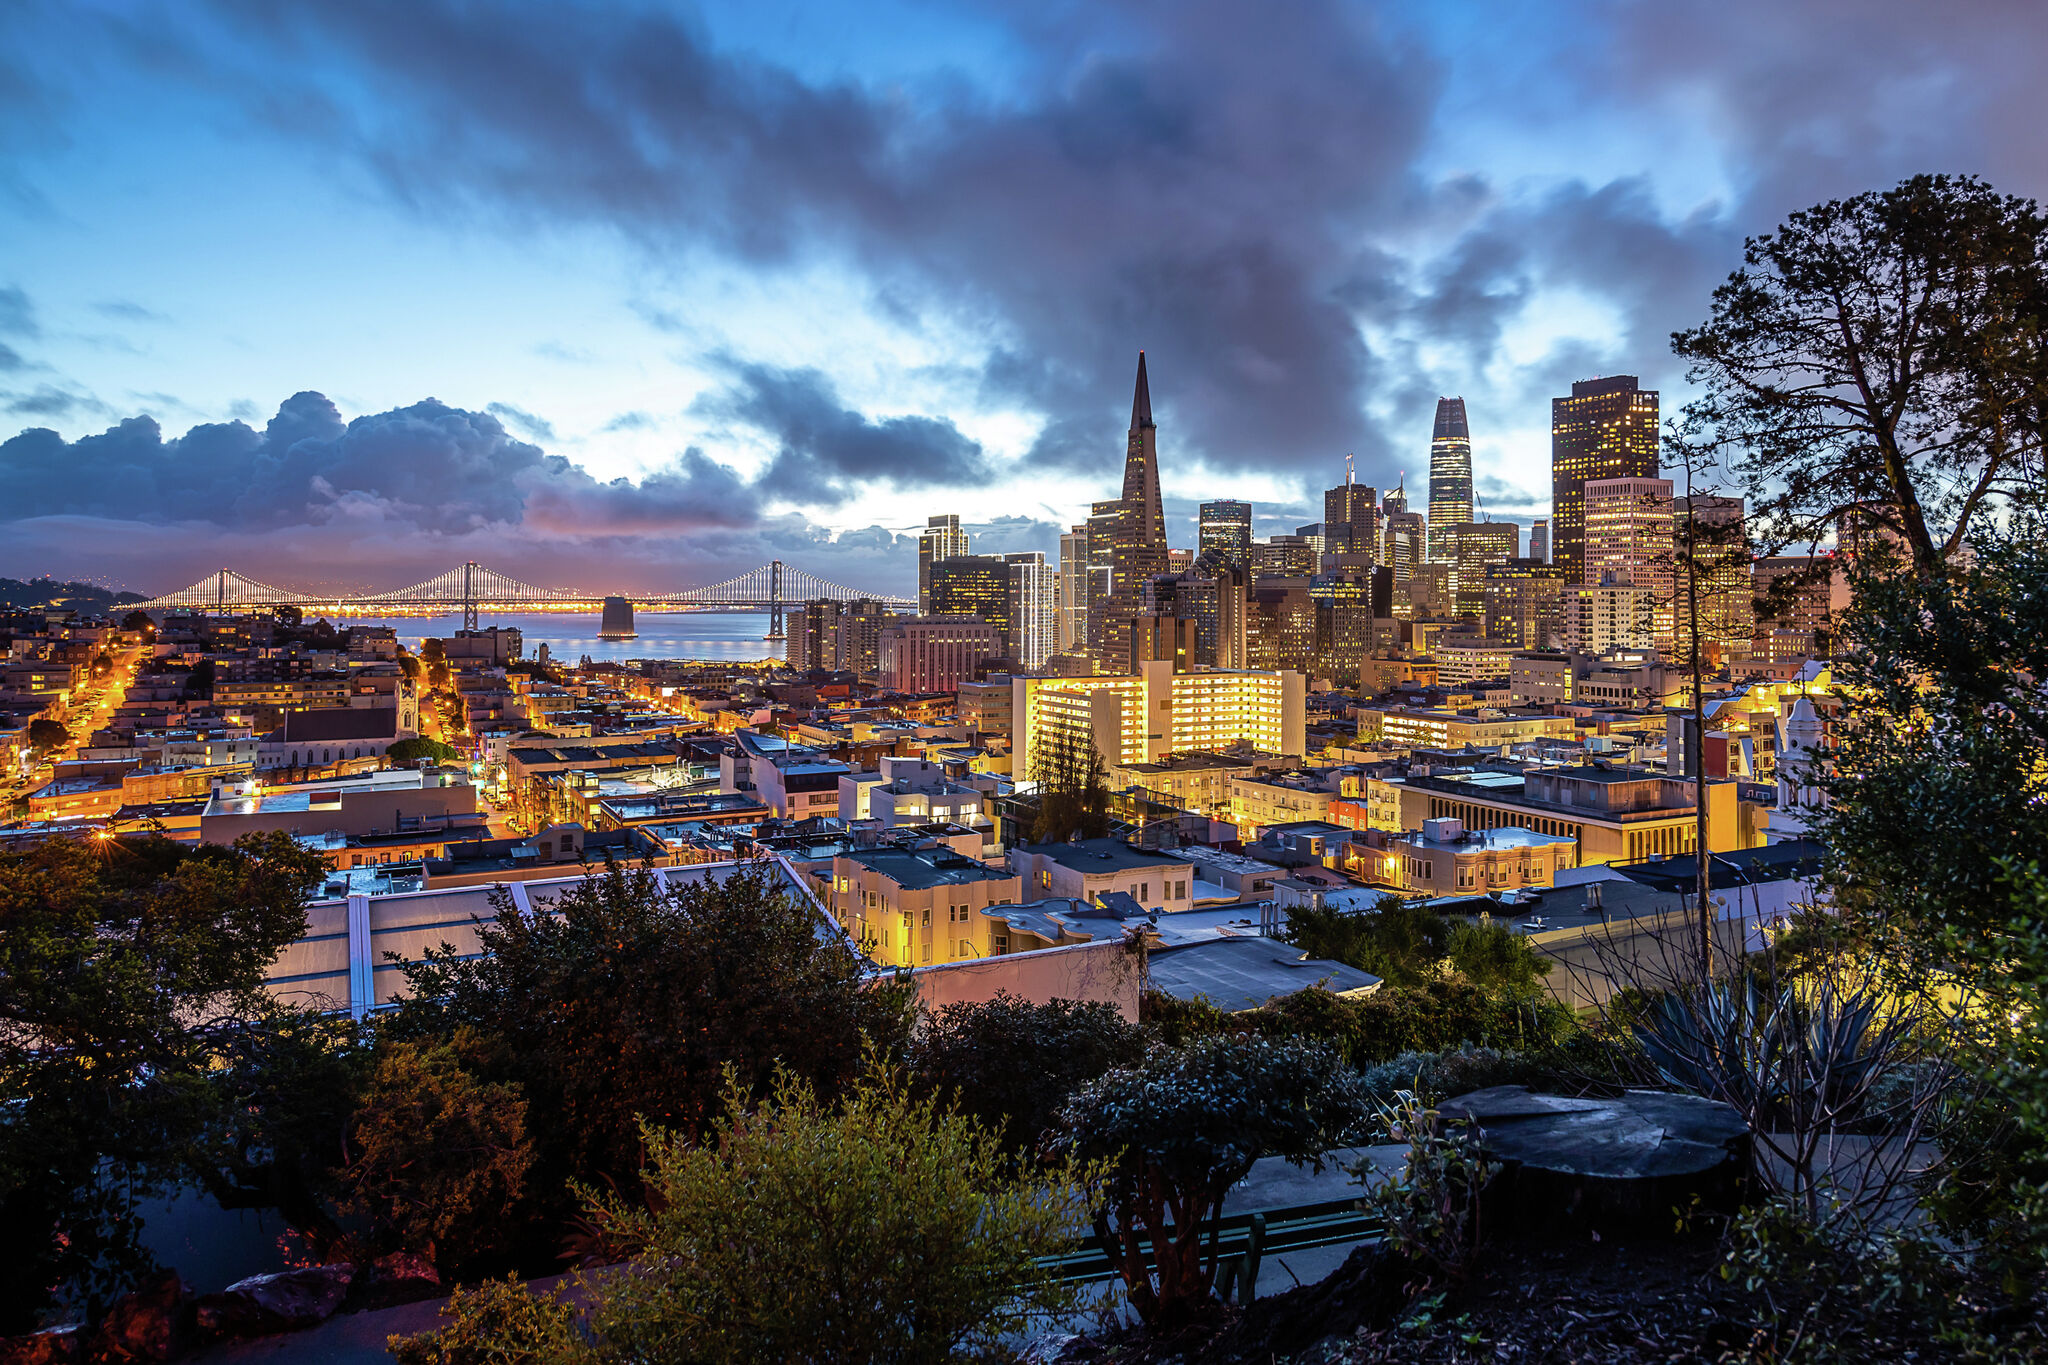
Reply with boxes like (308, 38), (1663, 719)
(698, 362), (992, 508)
(0, 392), (759, 539)
(189, 0), (1435, 486)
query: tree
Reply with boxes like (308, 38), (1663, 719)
(1029, 730), (1112, 844)
(388, 737), (464, 768)
(1672, 174), (2048, 579)
(383, 861), (915, 1220)
(339, 1033), (535, 1275)
(574, 1069), (1096, 1365)
(90, 651), (113, 678)
(183, 657), (215, 697)
(1445, 919), (1553, 999)
(25, 717), (66, 755)
(273, 604), (303, 629)
(0, 833), (328, 1331)
(119, 611), (152, 633)
(907, 993), (1146, 1160)
(1282, 894), (1447, 988)
(1052, 1035), (1375, 1324)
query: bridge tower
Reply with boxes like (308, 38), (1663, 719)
(765, 559), (785, 640)
(462, 560), (479, 632)
(215, 568), (229, 615)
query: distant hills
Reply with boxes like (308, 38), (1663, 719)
(0, 577), (151, 613)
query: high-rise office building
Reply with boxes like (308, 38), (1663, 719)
(1056, 524), (1089, 654)
(1673, 494), (1753, 663)
(1442, 521), (1520, 619)
(1529, 518), (1549, 564)
(1323, 472), (1379, 563)
(1383, 477), (1409, 516)
(1552, 376), (1659, 582)
(1383, 510), (1425, 584)
(1004, 551), (1058, 669)
(1482, 560), (1569, 650)
(1427, 399), (1474, 562)
(791, 599), (844, 673)
(1253, 536), (1316, 580)
(1583, 476), (1675, 650)
(928, 555), (1012, 655)
(1085, 354), (1170, 669)
(917, 515), (970, 613)
(1199, 500), (1253, 574)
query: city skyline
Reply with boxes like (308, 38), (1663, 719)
(6, 2), (2048, 592)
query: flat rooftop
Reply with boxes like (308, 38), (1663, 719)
(841, 845), (1012, 890)
(1016, 837), (1193, 874)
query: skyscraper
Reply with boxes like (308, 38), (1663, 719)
(917, 514), (970, 613)
(1004, 551), (1058, 669)
(1323, 468), (1379, 565)
(1583, 476), (1674, 649)
(1426, 399), (1473, 563)
(1551, 376), (1659, 582)
(1199, 500), (1253, 574)
(928, 554), (1011, 650)
(1383, 477), (1409, 516)
(1086, 353), (1170, 669)
(1529, 517), (1549, 564)
(1056, 524), (1089, 653)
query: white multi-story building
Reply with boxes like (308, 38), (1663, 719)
(1012, 662), (1306, 777)
(1005, 552), (1059, 670)
(1564, 575), (1660, 654)
(1582, 477), (1674, 648)
(1057, 525), (1089, 654)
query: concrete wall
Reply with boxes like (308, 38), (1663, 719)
(909, 937), (1143, 1021)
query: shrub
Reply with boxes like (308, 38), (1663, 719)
(1358, 1089), (1496, 1290)
(388, 1275), (582, 1365)
(577, 1068), (1096, 1365)
(1359, 1046), (1543, 1103)
(1138, 989), (1228, 1045)
(1052, 1035), (1375, 1325)
(384, 861), (915, 1218)
(907, 993), (1145, 1158)
(1445, 918), (1553, 998)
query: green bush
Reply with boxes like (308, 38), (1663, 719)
(1358, 1089), (1496, 1290)
(907, 993), (1145, 1159)
(576, 1068), (1096, 1365)
(389, 1274), (582, 1365)
(1053, 1035), (1374, 1325)
(1359, 1046), (1545, 1103)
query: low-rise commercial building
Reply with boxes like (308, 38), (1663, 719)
(826, 844), (1022, 967)
(1008, 838), (1197, 915)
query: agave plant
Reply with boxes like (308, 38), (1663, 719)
(1634, 970), (1932, 1224)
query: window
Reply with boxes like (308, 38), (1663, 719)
(922, 907), (931, 926)
(922, 944), (932, 963)
(1139, 882), (1149, 901)
(1174, 879), (1186, 900)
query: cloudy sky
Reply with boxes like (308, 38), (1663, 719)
(3, 0), (2044, 597)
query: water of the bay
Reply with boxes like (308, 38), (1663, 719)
(324, 610), (787, 663)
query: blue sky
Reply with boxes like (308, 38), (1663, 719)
(3, 0), (2044, 595)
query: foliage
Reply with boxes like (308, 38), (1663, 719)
(1029, 730), (1112, 844)
(24, 717), (66, 754)
(1673, 173), (2048, 572)
(1052, 1035), (1375, 1324)
(1445, 919), (1553, 998)
(183, 657), (215, 697)
(1140, 982), (1579, 1070)
(384, 860), (915, 1224)
(1718, 1200), (2022, 1362)
(1282, 895), (1445, 987)
(1358, 1046), (1545, 1104)
(388, 736), (464, 768)
(119, 611), (153, 633)
(907, 992), (1145, 1159)
(388, 1274), (584, 1365)
(1357, 1089), (1497, 1290)
(576, 1067), (1097, 1365)
(340, 1032), (536, 1274)
(1633, 966), (1954, 1227)
(188, 1003), (366, 1258)
(0, 832), (327, 1331)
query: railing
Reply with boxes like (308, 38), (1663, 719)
(1036, 1195), (1383, 1291)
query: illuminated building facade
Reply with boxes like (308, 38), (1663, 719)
(1551, 376), (1659, 582)
(1426, 398), (1474, 562)
(917, 514), (970, 613)
(1086, 354), (1170, 669)
(1583, 475), (1674, 649)
(1199, 500), (1253, 575)
(1012, 663), (1307, 775)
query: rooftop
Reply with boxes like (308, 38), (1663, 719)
(1147, 938), (1381, 1012)
(1015, 837), (1193, 874)
(841, 845), (1013, 890)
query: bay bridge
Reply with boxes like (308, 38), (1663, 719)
(129, 561), (914, 638)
